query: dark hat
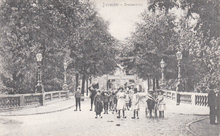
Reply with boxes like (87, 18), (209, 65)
(157, 89), (164, 94)
(148, 90), (154, 93)
(118, 87), (124, 91)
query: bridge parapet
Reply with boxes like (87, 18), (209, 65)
(163, 90), (208, 107)
(0, 90), (69, 111)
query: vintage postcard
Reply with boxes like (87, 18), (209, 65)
(0, 0), (219, 136)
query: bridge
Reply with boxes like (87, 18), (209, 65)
(0, 89), (219, 136)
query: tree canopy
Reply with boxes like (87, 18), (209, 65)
(0, 0), (117, 94)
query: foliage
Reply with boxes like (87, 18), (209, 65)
(0, 0), (116, 94)
(123, 12), (178, 80)
(148, 0), (220, 39)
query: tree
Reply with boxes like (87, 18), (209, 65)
(148, 0), (220, 39)
(122, 11), (179, 90)
(147, 0), (220, 91)
(0, 0), (117, 94)
(67, 4), (117, 94)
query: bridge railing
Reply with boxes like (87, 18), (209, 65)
(163, 90), (208, 107)
(0, 90), (69, 110)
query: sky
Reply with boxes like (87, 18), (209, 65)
(91, 0), (149, 41)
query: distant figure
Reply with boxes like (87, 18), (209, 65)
(74, 87), (81, 111)
(89, 85), (97, 111)
(157, 90), (166, 118)
(94, 90), (103, 118)
(208, 89), (216, 124)
(216, 90), (220, 124)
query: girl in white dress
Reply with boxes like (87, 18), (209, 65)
(131, 88), (147, 119)
(157, 90), (166, 118)
(116, 87), (126, 118)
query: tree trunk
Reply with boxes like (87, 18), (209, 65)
(153, 78), (156, 91)
(86, 77), (89, 96)
(89, 77), (92, 84)
(81, 74), (86, 95)
(156, 79), (159, 89)
(147, 77), (150, 91)
(75, 73), (79, 91)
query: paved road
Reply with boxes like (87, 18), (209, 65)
(0, 99), (205, 136)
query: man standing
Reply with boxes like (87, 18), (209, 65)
(89, 85), (97, 111)
(146, 90), (156, 118)
(208, 88), (216, 124)
(74, 87), (81, 111)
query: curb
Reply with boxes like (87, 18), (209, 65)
(178, 113), (209, 116)
(185, 116), (209, 136)
(0, 104), (75, 117)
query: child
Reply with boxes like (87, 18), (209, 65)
(103, 91), (110, 114)
(125, 90), (130, 110)
(74, 87), (81, 111)
(94, 90), (103, 118)
(112, 91), (118, 114)
(131, 88), (146, 119)
(116, 87), (126, 118)
(157, 90), (166, 118)
(131, 88), (139, 119)
(109, 91), (114, 111)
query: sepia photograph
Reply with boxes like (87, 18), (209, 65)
(0, 0), (219, 136)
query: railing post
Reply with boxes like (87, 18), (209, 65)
(191, 93), (195, 106)
(19, 95), (25, 106)
(40, 93), (44, 106)
(59, 92), (61, 99)
(66, 90), (69, 99)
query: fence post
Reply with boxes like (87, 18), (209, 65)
(191, 93), (195, 106)
(19, 95), (25, 106)
(67, 90), (69, 99)
(50, 93), (53, 101)
(40, 93), (44, 106)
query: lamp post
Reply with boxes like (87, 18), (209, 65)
(176, 51), (182, 84)
(35, 53), (44, 93)
(176, 51), (182, 105)
(63, 59), (68, 92)
(160, 59), (166, 87)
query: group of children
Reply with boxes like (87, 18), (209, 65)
(91, 85), (166, 119)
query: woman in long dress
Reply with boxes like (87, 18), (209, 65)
(116, 87), (126, 118)
(94, 90), (103, 118)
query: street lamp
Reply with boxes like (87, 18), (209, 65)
(35, 53), (44, 93)
(176, 51), (182, 84)
(63, 59), (68, 91)
(160, 59), (166, 86)
(176, 51), (183, 105)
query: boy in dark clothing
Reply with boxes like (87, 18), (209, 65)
(103, 91), (110, 114)
(89, 86), (97, 111)
(94, 90), (103, 118)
